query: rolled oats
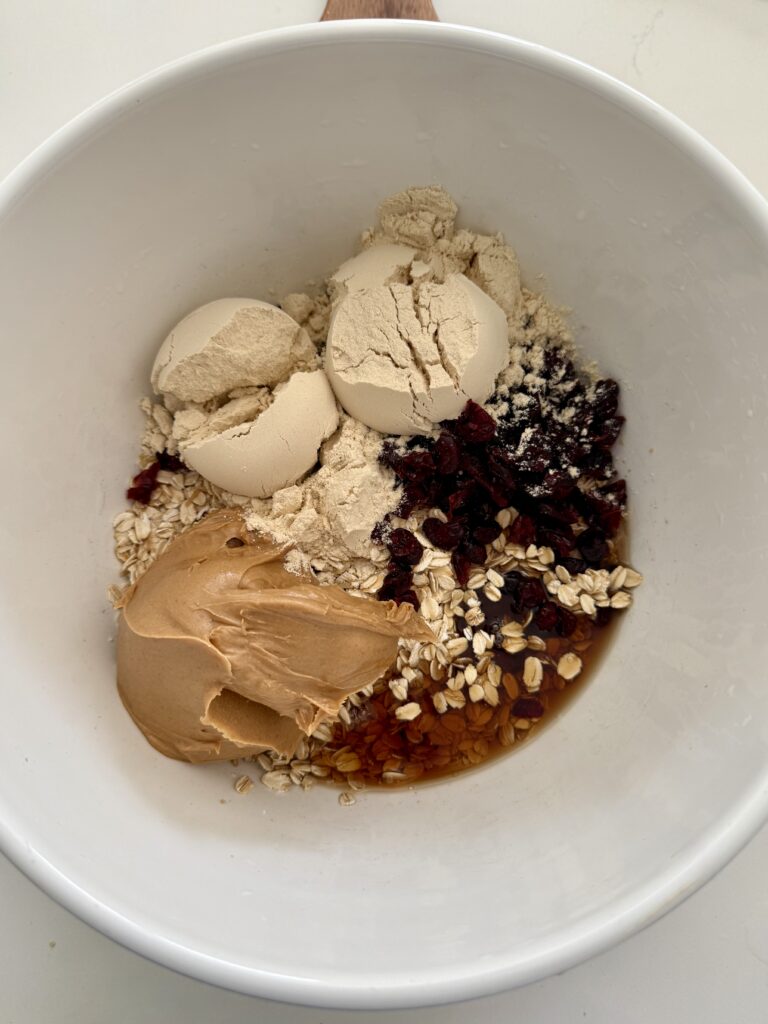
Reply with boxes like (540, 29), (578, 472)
(523, 656), (544, 693)
(557, 652), (583, 680)
(234, 775), (254, 794)
(395, 702), (422, 722)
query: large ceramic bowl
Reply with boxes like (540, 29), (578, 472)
(1, 20), (767, 1010)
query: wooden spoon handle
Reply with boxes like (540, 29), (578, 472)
(321, 0), (438, 21)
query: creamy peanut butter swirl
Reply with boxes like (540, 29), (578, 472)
(117, 510), (432, 763)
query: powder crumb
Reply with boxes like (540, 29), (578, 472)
(466, 234), (523, 319)
(169, 407), (206, 449)
(322, 462), (397, 555)
(510, 289), (574, 350)
(243, 414), (400, 585)
(271, 485), (304, 517)
(281, 292), (331, 343)
(284, 548), (311, 576)
(172, 390), (273, 447)
(157, 302), (318, 403)
(378, 185), (458, 249)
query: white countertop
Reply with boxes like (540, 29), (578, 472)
(2, 2), (767, 1021)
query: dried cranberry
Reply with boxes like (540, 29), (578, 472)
(387, 562), (414, 585)
(487, 446), (517, 490)
(378, 565), (414, 602)
(458, 450), (485, 480)
(534, 602), (560, 631)
(472, 496), (498, 523)
(379, 442), (401, 471)
(508, 513), (536, 547)
(538, 527), (574, 558)
(398, 477), (441, 517)
(473, 521), (502, 544)
(422, 517), (464, 550)
(156, 450), (184, 472)
(536, 470), (576, 501)
(537, 502), (579, 526)
(427, 477), (446, 505)
(451, 550), (472, 586)
(512, 697), (544, 718)
(377, 582), (397, 602)
(555, 607), (578, 637)
(514, 405), (543, 435)
(564, 441), (593, 469)
(595, 501), (623, 536)
(504, 570), (524, 589)
(462, 541), (487, 564)
(518, 577), (546, 609)
(481, 478), (512, 509)
(462, 477), (505, 509)
(516, 475), (544, 502)
(590, 494), (626, 534)
(594, 606), (612, 628)
(515, 428), (552, 473)
(126, 463), (160, 504)
(447, 483), (481, 514)
(591, 378), (620, 420)
(396, 493), (417, 518)
(577, 447), (613, 475)
(396, 590), (420, 609)
(600, 478), (628, 506)
(580, 490), (611, 518)
(563, 357), (580, 379)
(387, 528), (423, 566)
(397, 450), (435, 481)
(498, 572), (521, 613)
(544, 352), (569, 385)
(560, 555), (587, 575)
(578, 527), (609, 565)
(370, 518), (391, 545)
(434, 432), (461, 475)
(452, 400), (497, 444)
(559, 379), (587, 410)
(590, 415), (625, 449)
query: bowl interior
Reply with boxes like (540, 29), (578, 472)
(1, 23), (768, 1009)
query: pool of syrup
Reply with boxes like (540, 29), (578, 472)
(317, 575), (622, 788)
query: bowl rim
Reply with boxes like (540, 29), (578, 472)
(2, 18), (768, 1011)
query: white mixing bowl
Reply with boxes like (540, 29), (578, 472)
(1, 20), (767, 1010)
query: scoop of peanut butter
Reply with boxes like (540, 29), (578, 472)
(117, 509), (432, 763)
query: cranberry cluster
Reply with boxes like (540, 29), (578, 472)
(126, 450), (185, 504)
(375, 351), (626, 610)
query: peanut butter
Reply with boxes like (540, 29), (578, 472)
(117, 510), (432, 763)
